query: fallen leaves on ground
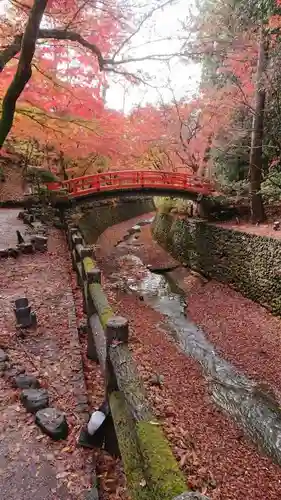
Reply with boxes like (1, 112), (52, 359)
(0, 221), (92, 500)
(95, 213), (281, 500)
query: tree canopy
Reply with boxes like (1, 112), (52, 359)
(2, 0), (281, 220)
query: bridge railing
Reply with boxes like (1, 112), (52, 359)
(46, 170), (214, 197)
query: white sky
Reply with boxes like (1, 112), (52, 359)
(0, 0), (201, 112)
(106, 0), (201, 112)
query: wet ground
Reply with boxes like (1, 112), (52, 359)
(96, 213), (281, 499)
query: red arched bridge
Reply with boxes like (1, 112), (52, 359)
(46, 170), (214, 200)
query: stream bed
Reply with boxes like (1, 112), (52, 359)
(112, 223), (281, 466)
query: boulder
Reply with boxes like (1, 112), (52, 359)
(35, 407), (68, 440)
(20, 388), (49, 413)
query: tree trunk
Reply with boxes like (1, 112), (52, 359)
(249, 26), (267, 223)
(0, 0), (48, 149)
(198, 134), (212, 177)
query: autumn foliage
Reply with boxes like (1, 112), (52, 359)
(2, 0), (281, 206)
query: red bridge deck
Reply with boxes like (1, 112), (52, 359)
(46, 170), (214, 198)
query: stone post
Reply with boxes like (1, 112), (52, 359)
(86, 268), (102, 361)
(105, 316), (129, 394)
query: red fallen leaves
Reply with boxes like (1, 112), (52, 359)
(0, 226), (93, 500)
(69, 260), (129, 500)
(96, 214), (281, 499)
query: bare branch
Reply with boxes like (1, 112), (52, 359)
(111, 0), (178, 59)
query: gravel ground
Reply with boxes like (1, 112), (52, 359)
(96, 214), (281, 499)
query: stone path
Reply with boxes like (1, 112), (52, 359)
(0, 211), (92, 500)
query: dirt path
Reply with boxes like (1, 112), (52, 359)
(96, 214), (281, 500)
(0, 213), (92, 500)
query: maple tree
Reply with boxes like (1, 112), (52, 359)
(2, 0), (281, 223)
(0, 0), (187, 163)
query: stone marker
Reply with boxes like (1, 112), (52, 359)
(20, 388), (49, 413)
(15, 298), (28, 309)
(35, 407), (68, 440)
(12, 374), (40, 389)
(14, 298), (36, 328)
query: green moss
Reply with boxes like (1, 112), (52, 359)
(109, 392), (150, 500)
(152, 212), (281, 317)
(136, 421), (187, 499)
(77, 198), (155, 244)
(83, 256), (96, 273)
(88, 282), (113, 328)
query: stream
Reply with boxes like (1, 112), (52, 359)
(111, 221), (281, 466)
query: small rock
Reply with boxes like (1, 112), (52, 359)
(13, 374), (40, 389)
(128, 225), (141, 234)
(273, 221), (280, 231)
(20, 388), (49, 413)
(31, 235), (48, 252)
(4, 366), (25, 382)
(0, 348), (8, 363)
(0, 248), (9, 258)
(18, 242), (34, 254)
(35, 407), (68, 440)
(8, 247), (20, 258)
(150, 373), (164, 387)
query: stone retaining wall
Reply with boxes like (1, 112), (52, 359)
(70, 197), (155, 244)
(152, 213), (281, 315)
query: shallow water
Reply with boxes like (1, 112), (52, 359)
(116, 252), (281, 465)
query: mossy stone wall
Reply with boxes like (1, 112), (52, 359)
(75, 197), (154, 244)
(152, 213), (281, 315)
